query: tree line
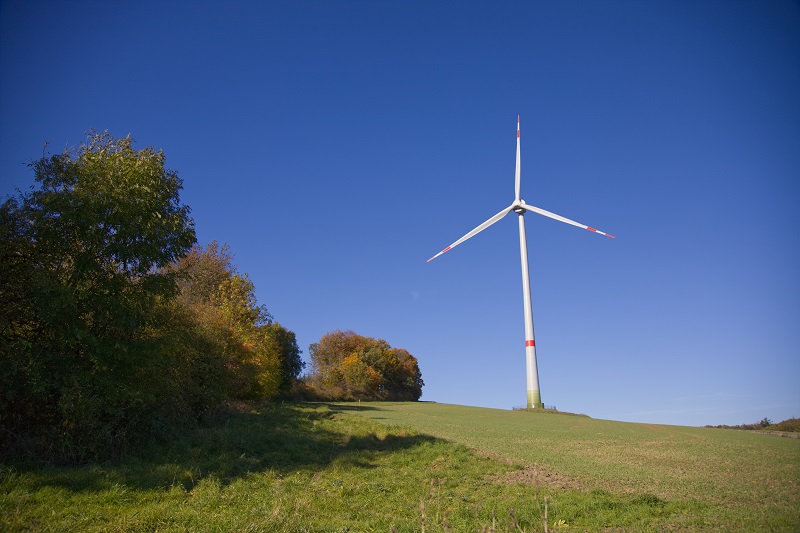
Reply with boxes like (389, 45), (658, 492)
(705, 418), (799, 433)
(0, 132), (423, 463)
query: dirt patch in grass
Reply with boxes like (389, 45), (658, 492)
(493, 464), (584, 490)
(474, 447), (586, 491)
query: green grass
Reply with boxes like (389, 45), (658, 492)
(1, 402), (798, 531)
(346, 402), (800, 529)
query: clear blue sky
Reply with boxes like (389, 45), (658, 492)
(2, 1), (798, 427)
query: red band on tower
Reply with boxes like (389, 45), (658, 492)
(525, 340), (535, 347)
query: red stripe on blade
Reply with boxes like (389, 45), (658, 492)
(525, 340), (535, 347)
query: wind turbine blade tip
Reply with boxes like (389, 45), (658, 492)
(427, 249), (447, 262)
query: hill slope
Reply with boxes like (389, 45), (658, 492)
(2, 402), (798, 531)
(342, 402), (800, 526)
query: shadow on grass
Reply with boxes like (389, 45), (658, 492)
(13, 403), (436, 494)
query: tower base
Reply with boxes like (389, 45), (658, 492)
(527, 390), (544, 409)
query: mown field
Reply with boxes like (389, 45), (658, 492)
(2, 402), (798, 531)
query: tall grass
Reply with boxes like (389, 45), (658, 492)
(1, 402), (798, 531)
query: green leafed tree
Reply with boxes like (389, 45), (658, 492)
(261, 321), (304, 397)
(1, 132), (196, 461)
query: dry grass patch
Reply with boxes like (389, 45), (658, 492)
(491, 464), (583, 490)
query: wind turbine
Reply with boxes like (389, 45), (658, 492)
(427, 116), (614, 409)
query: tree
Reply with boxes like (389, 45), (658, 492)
(27, 132), (195, 280)
(307, 330), (423, 401)
(169, 241), (303, 401)
(172, 241), (236, 307)
(1, 132), (196, 461)
(261, 322), (304, 397)
(1, 132), (304, 462)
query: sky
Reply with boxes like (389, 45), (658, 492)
(2, 1), (798, 427)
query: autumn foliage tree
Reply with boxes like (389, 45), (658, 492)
(169, 242), (304, 401)
(306, 330), (423, 401)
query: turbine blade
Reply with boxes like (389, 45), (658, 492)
(520, 203), (615, 238)
(427, 205), (515, 262)
(515, 115), (521, 203)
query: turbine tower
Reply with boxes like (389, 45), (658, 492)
(427, 116), (614, 409)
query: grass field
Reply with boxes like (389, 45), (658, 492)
(345, 402), (800, 528)
(2, 402), (798, 531)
